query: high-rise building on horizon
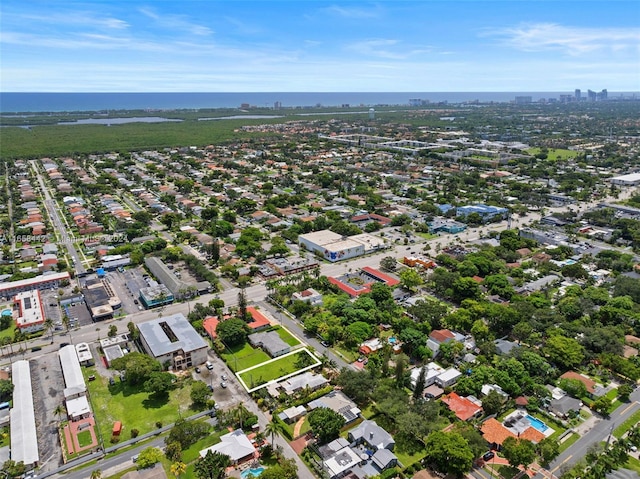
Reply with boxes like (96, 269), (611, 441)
(575, 89), (581, 100)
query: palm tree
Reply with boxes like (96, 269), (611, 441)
(62, 315), (73, 343)
(90, 469), (102, 479)
(170, 462), (187, 478)
(54, 404), (66, 423)
(235, 402), (250, 429)
(264, 419), (286, 448)
(44, 318), (54, 344)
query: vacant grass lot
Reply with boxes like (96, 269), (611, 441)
(238, 349), (317, 388)
(526, 147), (577, 161)
(221, 342), (270, 372)
(273, 326), (301, 347)
(83, 366), (193, 441)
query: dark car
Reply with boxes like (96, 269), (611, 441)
(483, 451), (495, 462)
(59, 342), (70, 348)
(195, 367), (201, 373)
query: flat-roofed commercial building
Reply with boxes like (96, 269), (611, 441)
(0, 271), (70, 299)
(139, 284), (174, 309)
(11, 360), (39, 468)
(13, 290), (46, 333)
(59, 344), (87, 400)
(298, 230), (387, 262)
(138, 313), (208, 370)
(610, 172), (640, 186)
(144, 256), (210, 298)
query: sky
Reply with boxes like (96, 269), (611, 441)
(1, 0), (639, 92)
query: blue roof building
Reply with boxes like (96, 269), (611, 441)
(456, 204), (508, 221)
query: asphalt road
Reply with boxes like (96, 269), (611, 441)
(30, 160), (86, 276)
(549, 388), (640, 475)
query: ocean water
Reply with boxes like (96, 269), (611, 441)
(3, 91), (634, 113)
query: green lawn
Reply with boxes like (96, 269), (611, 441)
(238, 350), (318, 388)
(526, 148), (577, 161)
(395, 447), (426, 469)
(614, 409), (640, 439)
(83, 366), (194, 442)
(494, 465), (521, 479)
(333, 343), (358, 363)
(272, 326), (301, 347)
(625, 456), (640, 474)
(77, 429), (93, 448)
(558, 432), (580, 453)
(220, 342), (270, 372)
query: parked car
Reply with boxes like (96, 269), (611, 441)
(483, 451), (495, 462)
(221, 374), (227, 381)
(206, 361), (214, 370)
(195, 367), (201, 374)
(220, 382), (227, 388)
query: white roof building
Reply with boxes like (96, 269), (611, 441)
(75, 342), (93, 364)
(10, 360), (39, 467)
(66, 396), (91, 420)
(59, 345), (87, 399)
(323, 446), (362, 479)
(199, 429), (255, 464)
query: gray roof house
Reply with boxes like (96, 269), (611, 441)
(549, 396), (582, 418)
(348, 419), (395, 451)
(308, 390), (361, 424)
(248, 331), (290, 357)
(494, 338), (519, 356)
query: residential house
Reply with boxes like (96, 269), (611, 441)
(308, 391), (361, 424)
(292, 288), (323, 306)
(199, 429), (256, 465)
(441, 392), (483, 421)
(348, 419), (395, 451)
(435, 368), (462, 388)
(248, 331), (290, 358)
(549, 396), (582, 418)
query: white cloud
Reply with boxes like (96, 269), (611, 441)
(6, 11), (129, 30)
(138, 7), (212, 36)
(345, 39), (434, 59)
(323, 4), (382, 19)
(490, 23), (640, 56)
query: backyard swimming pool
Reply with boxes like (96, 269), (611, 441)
(241, 467), (265, 478)
(526, 414), (549, 433)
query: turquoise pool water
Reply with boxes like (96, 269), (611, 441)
(526, 414), (549, 433)
(241, 467), (265, 478)
(388, 337), (397, 344)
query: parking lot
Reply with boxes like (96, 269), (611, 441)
(194, 352), (246, 411)
(30, 351), (65, 472)
(61, 298), (93, 328)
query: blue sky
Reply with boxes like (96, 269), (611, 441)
(1, 1), (639, 92)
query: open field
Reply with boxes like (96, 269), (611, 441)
(273, 326), (301, 347)
(221, 342), (271, 372)
(238, 349), (318, 388)
(526, 147), (577, 161)
(83, 366), (194, 442)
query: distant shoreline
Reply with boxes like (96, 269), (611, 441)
(2, 91), (638, 114)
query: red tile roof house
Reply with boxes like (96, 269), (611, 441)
(441, 392), (483, 421)
(481, 418), (545, 450)
(559, 371), (597, 397)
(246, 306), (272, 331)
